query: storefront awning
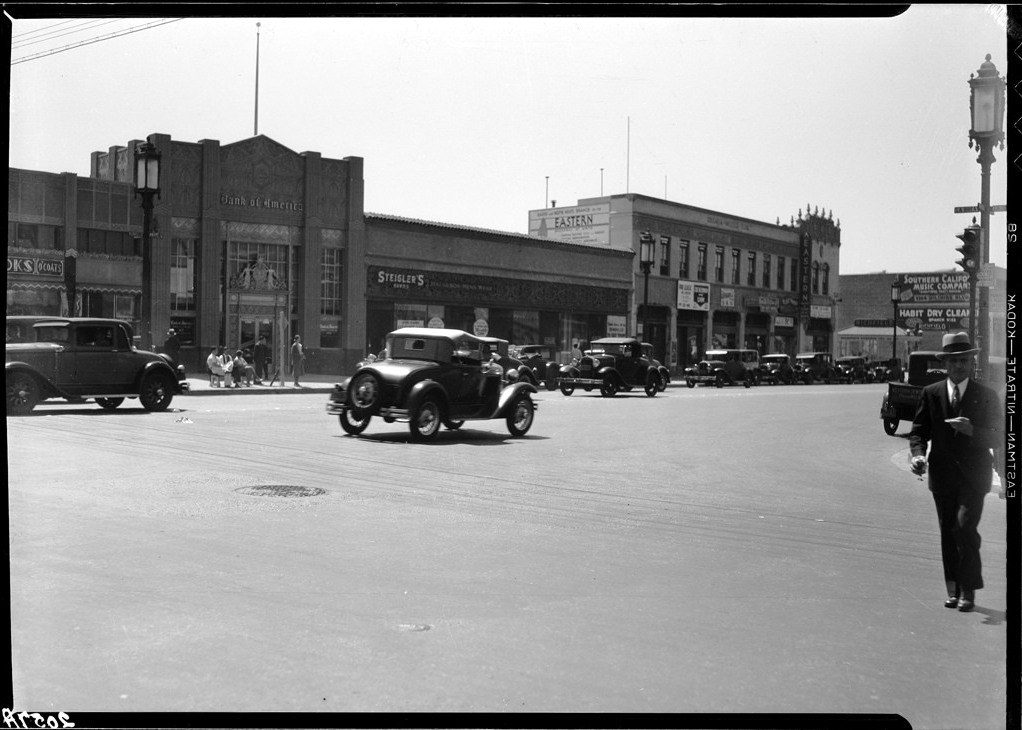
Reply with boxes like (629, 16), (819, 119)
(838, 326), (910, 337)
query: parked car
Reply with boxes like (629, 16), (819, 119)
(705, 348), (760, 385)
(879, 351), (945, 435)
(516, 344), (562, 391)
(759, 353), (795, 385)
(558, 337), (661, 397)
(866, 359), (891, 383)
(641, 343), (671, 391)
(326, 327), (537, 441)
(794, 352), (838, 384)
(5, 316), (189, 414)
(684, 357), (752, 388)
(478, 336), (539, 387)
(835, 355), (872, 383)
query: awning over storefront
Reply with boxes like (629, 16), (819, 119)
(838, 326), (910, 337)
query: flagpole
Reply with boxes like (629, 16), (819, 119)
(254, 22), (261, 135)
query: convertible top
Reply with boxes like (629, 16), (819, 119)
(388, 327), (482, 344)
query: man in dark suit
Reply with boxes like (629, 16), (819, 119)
(909, 332), (1002, 612)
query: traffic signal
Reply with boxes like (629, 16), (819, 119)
(955, 226), (981, 276)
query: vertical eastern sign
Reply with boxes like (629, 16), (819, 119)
(528, 203), (612, 247)
(798, 233), (812, 318)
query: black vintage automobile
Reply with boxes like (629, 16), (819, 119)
(641, 342), (671, 391)
(516, 344), (562, 391)
(684, 357), (752, 388)
(478, 336), (539, 387)
(759, 353), (795, 385)
(558, 337), (661, 397)
(326, 328), (538, 441)
(835, 355), (872, 383)
(5, 316), (189, 414)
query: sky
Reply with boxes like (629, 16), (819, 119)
(6, 5), (1011, 275)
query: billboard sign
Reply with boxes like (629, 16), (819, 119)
(677, 280), (710, 311)
(528, 203), (611, 247)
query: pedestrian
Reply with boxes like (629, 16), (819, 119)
(206, 346), (224, 387)
(253, 335), (270, 383)
(571, 340), (583, 363)
(290, 334), (305, 387)
(232, 350), (256, 387)
(909, 332), (1002, 613)
(164, 328), (181, 365)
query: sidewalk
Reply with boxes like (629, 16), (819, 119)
(183, 372), (341, 396)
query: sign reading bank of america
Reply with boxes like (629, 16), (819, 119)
(528, 203), (611, 247)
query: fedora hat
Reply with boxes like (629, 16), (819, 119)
(936, 332), (980, 358)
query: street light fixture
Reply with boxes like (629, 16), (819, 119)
(890, 282), (900, 370)
(639, 231), (655, 341)
(134, 141), (161, 350)
(967, 53), (1005, 377)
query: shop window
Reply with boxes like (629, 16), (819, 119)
(321, 247), (343, 316)
(320, 320), (341, 348)
(77, 228), (137, 256)
(170, 238), (196, 311)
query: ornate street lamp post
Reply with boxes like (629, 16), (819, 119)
(134, 141), (161, 350)
(639, 231), (655, 341)
(967, 54), (1005, 378)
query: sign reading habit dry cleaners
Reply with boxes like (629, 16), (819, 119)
(220, 192), (304, 213)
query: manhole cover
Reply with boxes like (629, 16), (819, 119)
(236, 485), (326, 498)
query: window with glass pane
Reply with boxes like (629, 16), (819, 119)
(229, 242), (288, 289)
(678, 241), (689, 279)
(762, 254), (771, 288)
(731, 249), (740, 284)
(777, 256), (785, 289)
(822, 263), (830, 295)
(746, 252), (756, 286)
(714, 246), (724, 282)
(170, 238), (196, 310)
(321, 247), (343, 316)
(790, 258), (798, 292)
(697, 244), (707, 280)
(659, 236), (670, 276)
(812, 261), (820, 293)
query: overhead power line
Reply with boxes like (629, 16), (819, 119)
(11, 18), (185, 65)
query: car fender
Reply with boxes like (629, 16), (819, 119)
(136, 359), (186, 391)
(596, 365), (622, 385)
(559, 364), (580, 378)
(4, 362), (66, 399)
(406, 380), (449, 415)
(496, 382), (538, 416)
(880, 393), (896, 418)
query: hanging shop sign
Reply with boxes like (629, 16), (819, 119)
(677, 280), (711, 311)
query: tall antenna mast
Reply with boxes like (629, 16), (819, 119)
(626, 117), (630, 193)
(254, 22), (261, 135)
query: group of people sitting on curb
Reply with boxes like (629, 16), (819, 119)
(206, 344), (264, 388)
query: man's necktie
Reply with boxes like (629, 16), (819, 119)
(952, 384), (960, 414)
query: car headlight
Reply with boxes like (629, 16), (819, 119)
(506, 368), (519, 381)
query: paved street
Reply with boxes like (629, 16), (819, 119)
(7, 382), (1007, 724)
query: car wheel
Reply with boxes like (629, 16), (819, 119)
(883, 418), (899, 436)
(409, 398), (442, 441)
(348, 372), (380, 415)
(559, 382), (575, 396)
(443, 419), (465, 430)
(506, 394), (534, 437)
(715, 373), (725, 388)
(96, 397), (124, 410)
(139, 372), (174, 411)
(600, 374), (617, 397)
(686, 379), (695, 389)
(644, 372), (659, 397)
(6, 372), (40, 415)
(544, 378), (558, 391)
(339, 409), (371, 435)
(658, 373), (668, 392)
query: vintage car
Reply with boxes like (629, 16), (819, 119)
(684, 357), (752, 388)
(5, 316), (189, 415)
(835, 355), (872, 383)
(641, 343), (671, 391)
(558, 336), (661, 397)
(880, 351), (945, 435)
(794, 352), (838, 384)
(759, 353), (795, 385)
(478, 336), (539, 387)
(326, 327), (538, 441)
(516, 343), (562, 391)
